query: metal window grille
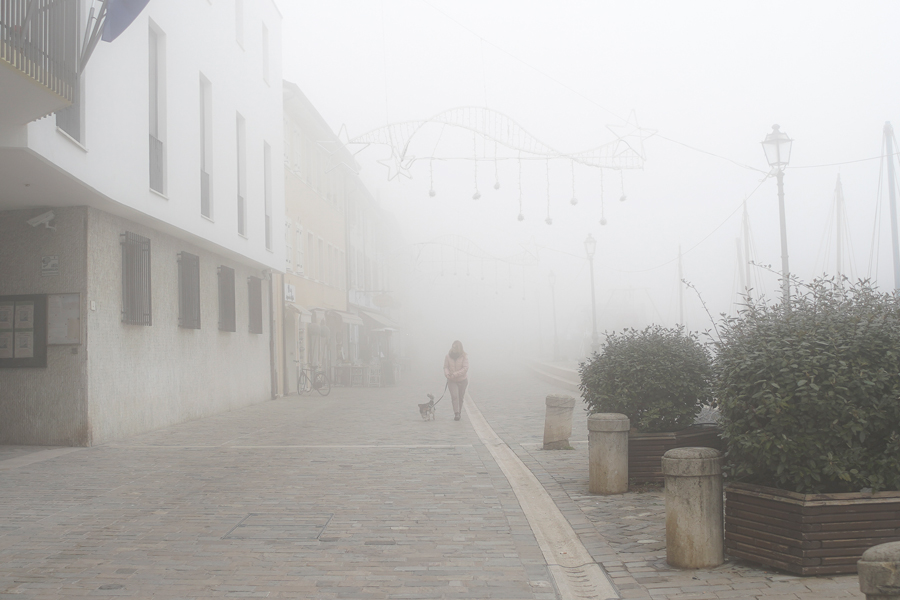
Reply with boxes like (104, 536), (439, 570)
(217, 265), (235, 332)
(237, 194), (245, 235)
(248, 276), (262, 334)
(121, 232), (152, 326)
(177, 252), (201, 329)
(149, 134), (164, 192)
(200, 169), (211, 217)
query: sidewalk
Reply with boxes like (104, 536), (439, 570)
(0, 364), (863, 599)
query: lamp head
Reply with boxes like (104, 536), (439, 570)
(584, 233), (597, 259)
(761, 124), (793, 168)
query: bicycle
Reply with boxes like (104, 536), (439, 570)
(297, 363), (331, 396)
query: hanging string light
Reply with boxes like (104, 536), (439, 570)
(600, 169), (608, 225)
(517, 152), (524, 221)
(619, 169), (627, 202)
(472, 132), (481, 200)
(428, 159), (436, 197)
(493, 140), (500, 190)
(570, 160), (578, 205)
(545, 158), (552, 225)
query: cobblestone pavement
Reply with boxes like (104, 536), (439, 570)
(0, 362), (864, 599)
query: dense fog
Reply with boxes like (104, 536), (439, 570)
(280, 1), (900, 370)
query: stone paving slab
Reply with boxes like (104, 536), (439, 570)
(0, 362), (866, 599)
(470, 363), (864, 600)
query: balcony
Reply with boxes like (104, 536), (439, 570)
(0, 0), (77, 127)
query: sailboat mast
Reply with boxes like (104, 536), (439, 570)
(835, 174), (843, 279)
(885, 122), (900, 290)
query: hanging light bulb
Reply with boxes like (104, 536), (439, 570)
(544, 217), (553, 225)
(570, 197), (578, 206)
(600, 217), (608, 226)
(493, 181), (500, 190)
(473, 191), (481, 200)
(429, 189), (436, 198)
(619, 194), (627, 202)
(517, 213), (525, 222)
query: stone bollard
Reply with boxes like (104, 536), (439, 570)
(859, 542), (900, 599)
(543, 394), (576, 450)
(587, 413), (629, 494)
(661, 447), (724, 569)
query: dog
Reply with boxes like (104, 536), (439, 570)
(418, 393), (436, 421)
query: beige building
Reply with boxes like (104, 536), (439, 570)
(273, 81), (404, 396)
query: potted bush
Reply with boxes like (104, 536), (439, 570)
(715, 278), (900, 575)
(579, 325), (718, 483)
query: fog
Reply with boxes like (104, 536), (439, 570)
(281, 1), (900, 368)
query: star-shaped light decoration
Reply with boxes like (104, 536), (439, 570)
(376, 146), (414, 181)
(605, 110), (656, 168)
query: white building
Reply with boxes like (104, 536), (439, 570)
(0, 0), (284, 446)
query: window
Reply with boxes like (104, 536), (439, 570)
(308, 232), (315, 279)
(327, 244), (334, 285)
(248, 276), (263, 334)
(264, 142), (272, 250)
(199, 75), (213, 218)
(235, 0), (244, 46)
(339, 250), (345, 290)
(121, 232), (152, 326)
(56, 0), (82, 142)
(295, 223), (304, 275)
(217, 266), (236, 332)
(177, 252), (200, 329)
(236, 114), (247, 235)
(261, 24), (269, 83)
(349, 248), (357, 289)
(285, 219), (293, 271)
(318, 238), (324, 283)
(149, 24), (166, 194)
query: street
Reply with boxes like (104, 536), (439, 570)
(0, 365), (863, 599)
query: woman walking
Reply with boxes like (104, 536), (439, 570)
(443, 340), (469, 421)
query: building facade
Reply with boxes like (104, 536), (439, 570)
(0, 0), (284, 445)
(276, 82), (404, 395)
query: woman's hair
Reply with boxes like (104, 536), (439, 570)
(450, 340), (465, 356)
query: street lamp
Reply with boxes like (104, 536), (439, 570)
(549, 270), (559, 361)
(761, 124), (793, 305)
(584, 233), (600, 355)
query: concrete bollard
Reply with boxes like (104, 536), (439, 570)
(859, 542), (900, 599)
(588, 413), (629, 494)
(543, 394), (576, 450)
(661, 447), (724, 569)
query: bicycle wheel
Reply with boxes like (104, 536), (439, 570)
(315, 371), (331, 396)
(297, 371), (311, 395)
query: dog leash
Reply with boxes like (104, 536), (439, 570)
(432, 380), (449, 406)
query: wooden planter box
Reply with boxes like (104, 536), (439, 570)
(628, 423), (722, 483)
(725, 482), (900, 575)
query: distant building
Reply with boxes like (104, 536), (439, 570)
(0, 0), (284, 445)
(276, 82), (403, 394)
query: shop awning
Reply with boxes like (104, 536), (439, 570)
(286, 303), (313, 323)
(327, 310), (364, 326)
(360, 310), (399, 331)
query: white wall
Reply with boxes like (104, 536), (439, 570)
(22, 0), (285, 272)
(85, 208), (272, 445)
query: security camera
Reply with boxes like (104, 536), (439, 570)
(27, 211), (56, 230)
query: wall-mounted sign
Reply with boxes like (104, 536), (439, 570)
(41, 255), (59, 277)
(0, 295), (47, 368)
(284, 283), (296, 302)
(48, 293), (81, 345)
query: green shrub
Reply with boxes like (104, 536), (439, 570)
(579, 325), (713, 433)
(715, 278), (900, 493)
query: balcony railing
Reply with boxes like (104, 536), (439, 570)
(149, 134), (164, 193)
(200, 169), (211, 217)
(1, 0), (77, 105)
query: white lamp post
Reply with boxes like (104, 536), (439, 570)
(549, 270), (559, 361)
(761, 124), (793, 305)
(584, 234), (599, 354)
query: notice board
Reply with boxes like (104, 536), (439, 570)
(0, 294), (48, 368)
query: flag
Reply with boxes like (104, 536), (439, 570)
(101, 0), (151, 42)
